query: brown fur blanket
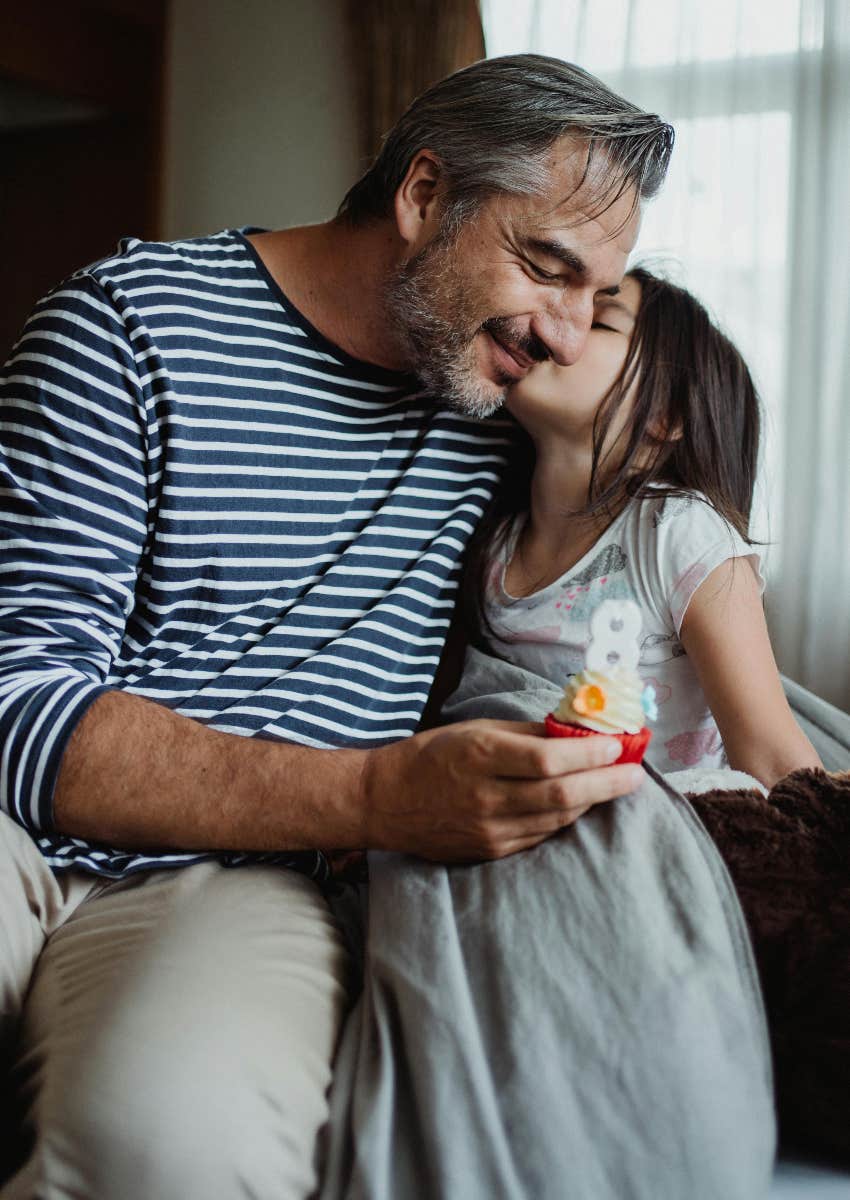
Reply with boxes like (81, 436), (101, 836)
(688, 769), (850, 1160)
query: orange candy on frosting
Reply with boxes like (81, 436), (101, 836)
(572, 683), (607, 716)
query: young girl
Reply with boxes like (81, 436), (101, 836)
(464, 267), (821, 789)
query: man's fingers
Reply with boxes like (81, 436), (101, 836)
(491, 762), (645, 818)
(555, 762), (645, 810)
(465, 797), (606, 860)
(461, 764), (644, 858)
(457, 722), (625, 778)
(486, 804), (597, 843)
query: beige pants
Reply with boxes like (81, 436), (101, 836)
(0, 811), (352, 1200)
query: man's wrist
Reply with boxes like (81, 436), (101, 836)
(347, 744), (383, 851)
(310, 744), (377, 851)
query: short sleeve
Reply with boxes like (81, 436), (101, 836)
(647, 494), (764, 635)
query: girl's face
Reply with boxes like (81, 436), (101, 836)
(505, 274), (641, 449)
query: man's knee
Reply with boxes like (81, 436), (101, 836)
(57, 1026), (331, 1200)
(12, 864), (352, 1198)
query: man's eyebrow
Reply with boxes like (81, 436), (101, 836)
(525, 237), (587, 276)
(525, 238), (622, 296)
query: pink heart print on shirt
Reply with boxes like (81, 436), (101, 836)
(665, 727), (723, 766)
(560, 545), (632, 622)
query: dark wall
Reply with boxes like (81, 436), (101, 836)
(0, 0), (168, 359)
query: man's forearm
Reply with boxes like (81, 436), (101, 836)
(54, 688), (642, 864)
(54, 690), (370, 853)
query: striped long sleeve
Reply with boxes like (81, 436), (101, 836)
(0, 275), (149, 834)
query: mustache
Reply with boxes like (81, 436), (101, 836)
(481, 317), (550, 364)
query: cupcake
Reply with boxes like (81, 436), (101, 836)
(544, 599), (656, 765)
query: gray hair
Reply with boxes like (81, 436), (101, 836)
(338, 54), (674, 228)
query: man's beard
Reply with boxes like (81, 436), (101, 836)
(386, 233), (548, 419)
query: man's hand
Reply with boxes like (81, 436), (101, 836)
(361, 719), (644, 862)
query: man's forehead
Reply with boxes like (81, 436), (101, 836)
(508, 138), (641, 251)
(521, 203), (639, 249)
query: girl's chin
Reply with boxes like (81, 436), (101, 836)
(506, 375), (585, 415)
(504, 394), (592, 441)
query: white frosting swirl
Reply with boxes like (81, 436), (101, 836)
(554, 667), (645, 734)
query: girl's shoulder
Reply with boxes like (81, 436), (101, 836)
(628, 487), (739, 548)
(625, 486), (762, 634)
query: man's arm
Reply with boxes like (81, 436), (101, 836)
(0, 274), (150, 842)
(55, 687), (642, 863)
(5, 276), (640, 864)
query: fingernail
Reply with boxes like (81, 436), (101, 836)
(625, 766), (644, 790)
(601, 740), (622, 763)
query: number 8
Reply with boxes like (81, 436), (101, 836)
(586, 599), (642, 672)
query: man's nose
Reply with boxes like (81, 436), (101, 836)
(532, 297), (595, 367)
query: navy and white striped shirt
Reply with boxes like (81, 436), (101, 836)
(0, 229), (510, 880)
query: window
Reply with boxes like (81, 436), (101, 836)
(483, 0), (850, 708)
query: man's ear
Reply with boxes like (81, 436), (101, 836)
(393, 151), (443, 253)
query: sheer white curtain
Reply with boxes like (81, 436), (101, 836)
(482, 0), (850, 711)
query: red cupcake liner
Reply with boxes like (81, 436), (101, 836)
(544, 714), (651, 765)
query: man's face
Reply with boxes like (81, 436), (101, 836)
(388, 141), (641, 418)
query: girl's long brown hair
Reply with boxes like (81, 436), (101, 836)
(462, 266), (762, 646)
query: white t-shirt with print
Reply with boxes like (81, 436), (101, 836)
(482, 491), (764, 774)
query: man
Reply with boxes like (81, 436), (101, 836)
(0, 55), (672, 1198)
